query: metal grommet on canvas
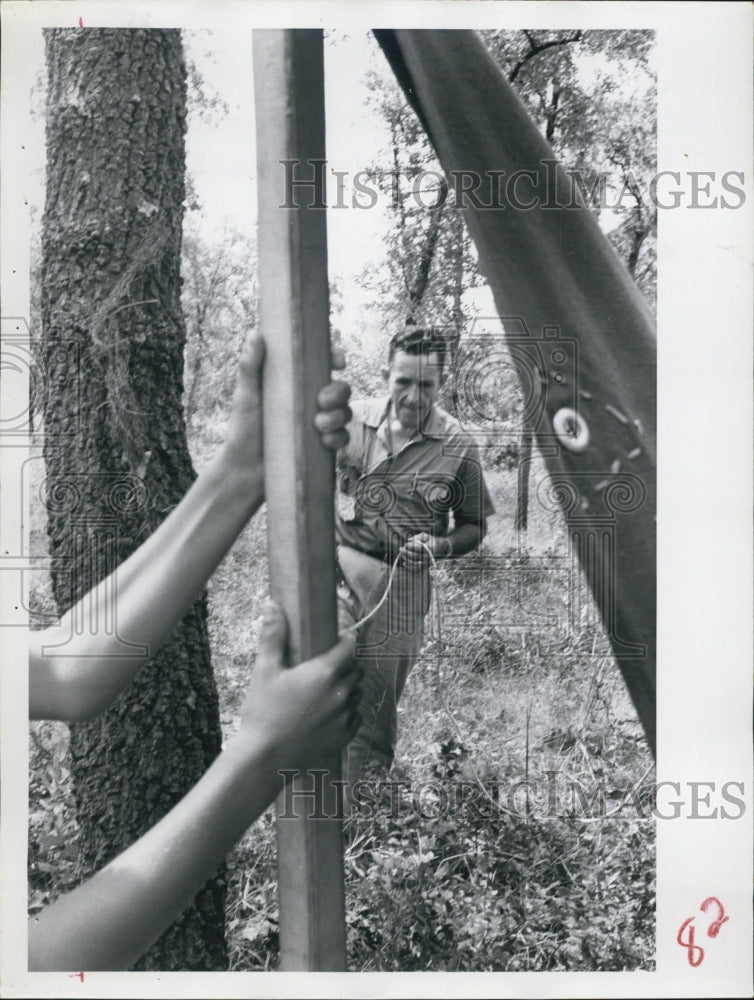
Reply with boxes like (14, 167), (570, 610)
(552, 407), (590, 453)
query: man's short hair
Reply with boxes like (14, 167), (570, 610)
(388, 326), (448, 373)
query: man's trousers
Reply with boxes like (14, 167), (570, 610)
(336, 545), (431, 786)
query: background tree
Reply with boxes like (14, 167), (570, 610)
(41, 28), (226, 970)
(181, 219), (258, 439)
(358, 68), (483, 359)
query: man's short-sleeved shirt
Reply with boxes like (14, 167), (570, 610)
(336, 396), (495, 560)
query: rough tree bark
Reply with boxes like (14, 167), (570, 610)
(41, 29), (226, 970)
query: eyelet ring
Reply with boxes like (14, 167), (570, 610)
(552, 407), (590, 453)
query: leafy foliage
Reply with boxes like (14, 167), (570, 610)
(484, 29), (657, 307)
(358, 29), (656, 331)
(357, 57), (482, 341)
(28, 721), (80, 916)
(344, 780), (654, 971)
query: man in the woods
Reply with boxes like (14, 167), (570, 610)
(336, 326), (495, 786)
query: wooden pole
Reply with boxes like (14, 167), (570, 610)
(253, 30), (346, 971)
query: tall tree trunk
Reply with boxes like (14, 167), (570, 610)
(626, 204), (648, 277)
(41, 28), (226, 970)
(515, 428), (533, 531)
(449, 221), (465, 364)
(408, 200), (445, 312)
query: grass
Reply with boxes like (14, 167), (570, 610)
(28, 397), (655, 972)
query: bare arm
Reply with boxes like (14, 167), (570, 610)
(29, 454), (263, 721)
(29, 335), (351, 721)
(28, 604), (360, 971)
(436, 519), (485, 557)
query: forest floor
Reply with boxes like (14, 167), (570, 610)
(28, 406), (656, 973)
(214, 456), (656, 972)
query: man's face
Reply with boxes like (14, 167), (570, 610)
(387, 349), (443, 431)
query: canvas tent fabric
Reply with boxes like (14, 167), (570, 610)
(375, 29), (657, 755)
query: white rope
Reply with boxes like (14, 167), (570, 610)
(344, 535), (438, 634)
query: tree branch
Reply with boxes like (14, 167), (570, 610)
(509, 31), (583, 84)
